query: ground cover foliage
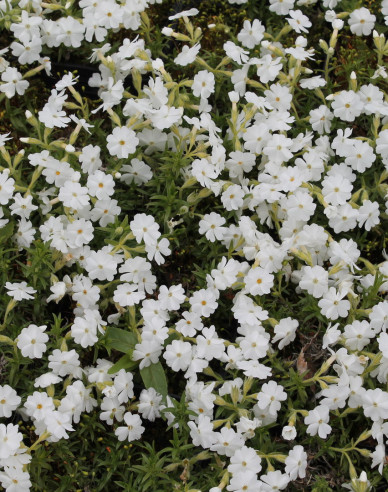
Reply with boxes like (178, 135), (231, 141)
(0, 0), (388, 490)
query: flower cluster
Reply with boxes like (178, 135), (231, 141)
(0, 0), (388, 490)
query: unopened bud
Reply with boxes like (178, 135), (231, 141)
(319, 39), (329, 52)
(161, 27), (173, 37)
(20, 137), (42, 145)
(332, 19), (344, 30)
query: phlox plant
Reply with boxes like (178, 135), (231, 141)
(0, 0), (388, 491)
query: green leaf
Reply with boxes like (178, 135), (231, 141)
(0, 221), (14, 242)
(140, 362), (168, 400)
(107, 354), (137, 375)
(104, 327), (138, 353)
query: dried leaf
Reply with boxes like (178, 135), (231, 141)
(297, 349), (308, 378)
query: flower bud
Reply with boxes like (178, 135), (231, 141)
(282, 425), (297, 440)
(228, 91), (239, 103)
(161, 27), (173, 37)
(319, 39), (329, 53)
(332, 19), (344, 30)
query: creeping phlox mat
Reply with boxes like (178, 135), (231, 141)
(0, 0), (388, 490)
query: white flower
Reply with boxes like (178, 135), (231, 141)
(192, 70), (215, 99)
(120, 159), (152, 185)
(196, 326), (225, 361)
(164, 340), (192, 372)
(10, 10), (42, 44)
(370, 302), (388, 334)
(224, 41), (249, 64)
(84, 249), (120, 281)
(79, 144), (102, 174)
(0, 466), (32, 491)
(318, 288), (350, 320)
(187, 414), (216, 448)
(190, 290), (218, 318)
(362, 388), (388, 421)
(221, 184), (244, 211)
(113, 283), (145, 307)
(304, 405), (332, 438)
(282, 425), (297, 440)
(371, 66), (387, 79)
(66, 218), (94, 248)
(198, 213), (226, 242)
(244, 267), (274, 296)
(191, 158), (219, 187)
(237, 19), (265, 48)
(255, 54), (282, 83)
(57, 16), (85, 47)
(0, 67), (29, 98)
(348, 7), (376, 36)
(0, 385), (21, 418)
(211, 427), (244, 457)
(45, 410), (74, 440)
(309, 105), (333, 134)
(146, 237), (171, 265)
(0, 133), (11, 146)
(48, 349), (81, 378)
(130, 213), (161, 245)
(169, 8), (199, 20)
(0, 170), (15, 205)
(287, 10), (312, 33)
(0, 423), (23, 459)
(158, 284), (185, 311)
(132, 339), (163, 369)
(331, 90), (363, 122)
(228, 472), (262, 491)
(11, 37), (42, 65)
(58, 181), (90, 210)
(285, 445), (307, 480)
(256, 381), (287, 415)
(343, 321), (374, 351)
(34, 372), (62, 388)
(46, 281), (67, 303)
(138, 388), (164, 421)
(17, 324), (48, 359)
(272, 318), (298, 349)
(322, 323), (341, 349)
(38, 89), (70, 129)
(239, 329), (269, 360)
(299, 265), (328, 298)
(5, 281), (36, 301)
(115, 412), (145, 442)
(148, 105), (183, 130)
(87, 170), (115, 200)
(174, 43), (200, 66)
(269, 0), (295, 16)
(357, 200), (380, 231)
(71, 315), (98, 348)
(113, 370), (134, 404)
(107, 126), (139, 159)
(299, 76), (326, 89)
